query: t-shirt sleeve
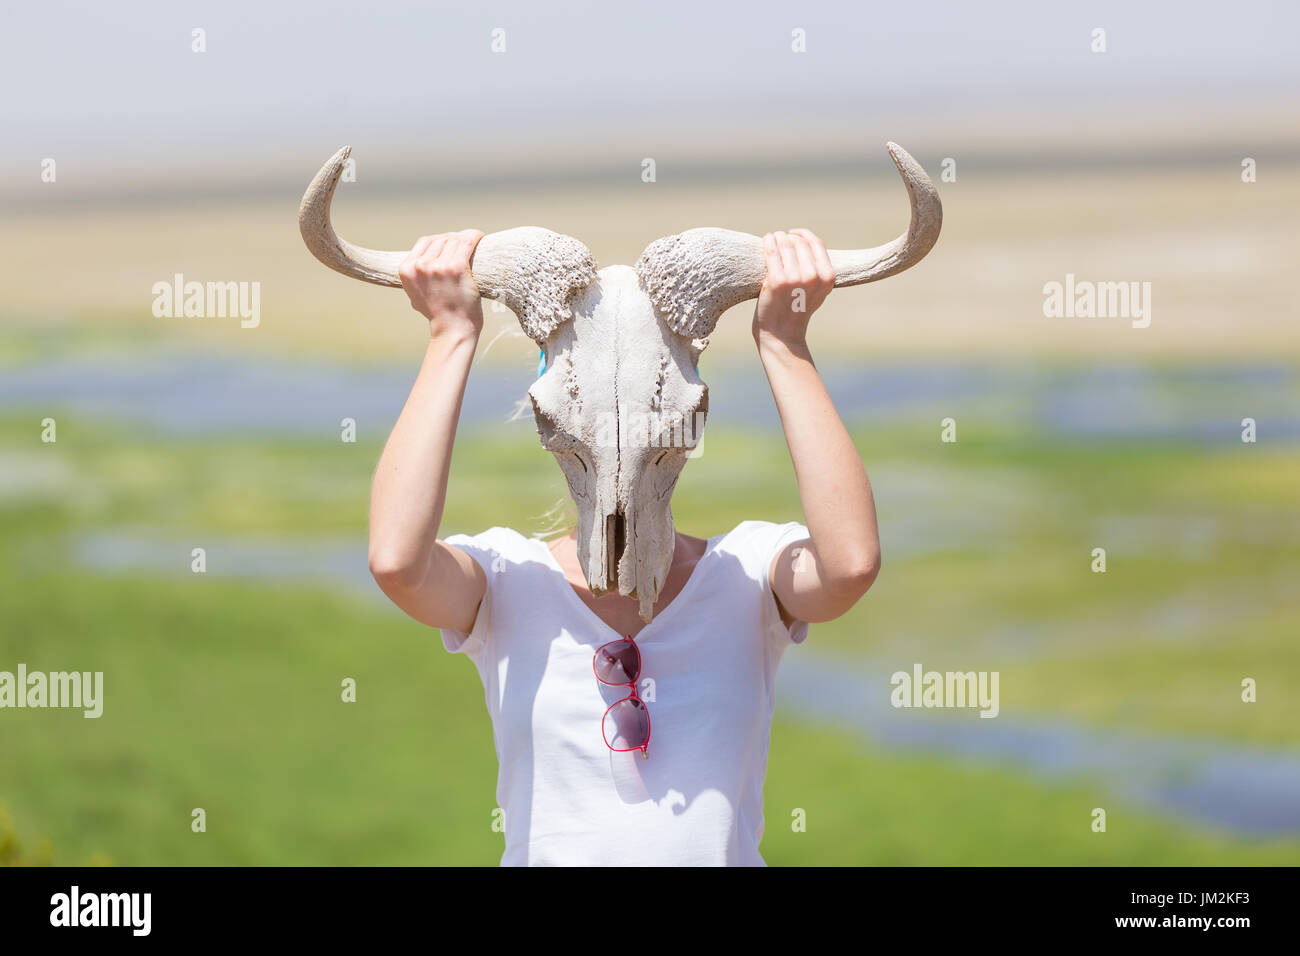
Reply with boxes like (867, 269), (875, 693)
(438, 529), (509, 656)
(753, 520), (813, 646)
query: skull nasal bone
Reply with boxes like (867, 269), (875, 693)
(605, 509), (627, 591)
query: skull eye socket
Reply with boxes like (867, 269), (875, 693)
(537, 421), (576, 450)
(653, 450), (687, 499)
(646, 386), (707, 453)
(530, 392), (582, 452)
(548, 447), (591, 500)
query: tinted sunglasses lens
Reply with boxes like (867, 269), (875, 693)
(594, 640), (639, 684)
(603, 697), (649, 751)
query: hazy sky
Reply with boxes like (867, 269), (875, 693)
(4, 0), (1298, 190)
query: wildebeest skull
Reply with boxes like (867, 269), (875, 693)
(299, 143), (941, 621)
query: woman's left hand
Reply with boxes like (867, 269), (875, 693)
(752, 228), (836, 349)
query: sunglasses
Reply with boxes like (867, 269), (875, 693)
(592, 635), (650, 759)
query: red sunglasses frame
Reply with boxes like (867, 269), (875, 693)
(592, 634), (651, 759)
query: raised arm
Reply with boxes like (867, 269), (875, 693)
(754, 229), (882, 625)
(367, 230), (488, 632)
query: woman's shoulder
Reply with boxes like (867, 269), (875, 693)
(441, 526), (542, 559)
(712, 519), (808, 547)
(709, 519), (811, 572)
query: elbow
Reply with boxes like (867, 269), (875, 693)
(857, 552), (882, 592)
(368, 550), (426, 593)
(791, 547), (880, 625)
(827, 551), (881, 607)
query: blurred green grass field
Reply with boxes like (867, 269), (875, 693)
(1, 407), (1296, 864)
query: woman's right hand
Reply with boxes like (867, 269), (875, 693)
(397, 229), (486, 341)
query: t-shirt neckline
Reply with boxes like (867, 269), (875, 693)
(532, 528), (728, 643)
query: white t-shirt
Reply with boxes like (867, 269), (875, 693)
(439, 519), (811, 866)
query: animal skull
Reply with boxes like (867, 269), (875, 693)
(299, 143), (942, 621)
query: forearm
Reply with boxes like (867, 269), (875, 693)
(368, 330), (477, 585)
(758, 334), (880, 588)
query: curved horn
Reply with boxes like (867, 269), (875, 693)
(298, 146), (598, 342)
(635, 142), (943, 340)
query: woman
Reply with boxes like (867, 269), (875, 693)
(368, 227), (881, 866)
